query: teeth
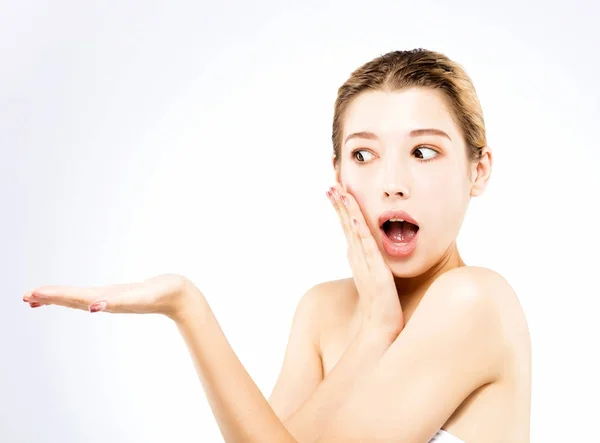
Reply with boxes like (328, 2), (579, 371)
(389, 218), (405, 222)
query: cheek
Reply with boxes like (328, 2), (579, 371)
(417, 168), (470, 224)
(339, 175), (377, 226)
(418, 163), (467, 199)
(352, 190), (381, 234)
(351, 189), (369, 213)
(342, 180), (369, 212)
(340, 165), (374, 201)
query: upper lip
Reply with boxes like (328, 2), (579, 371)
(378, 210), (419, 228)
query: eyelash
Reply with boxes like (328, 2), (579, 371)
(416, 146), (437, 163)
(351, 146), (439, 163)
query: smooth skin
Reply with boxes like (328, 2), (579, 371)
(270, 88), (531, 442)
(23, 87), (532, 442)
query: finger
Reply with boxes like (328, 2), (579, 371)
(330, 185), (372, 281)
(90, 281), (152, 314)
(328, 185), (365, 273)
(26, 285), (95, 311)
(86, 282), (140, 313)
(23, 292), (50, 307)
(342, 189), (389, 273)
(327, 185), (352, 239)
(23, 294), (46, 308)
(25, 277), (181, 315)
(82, 282), (142, 313)
(27, 283), (132, 312)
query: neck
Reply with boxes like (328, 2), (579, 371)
(394, 242), (465, 308)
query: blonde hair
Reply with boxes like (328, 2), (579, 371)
(332, 49), (486, 167)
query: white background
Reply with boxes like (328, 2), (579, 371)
(2, 1), (599, 441)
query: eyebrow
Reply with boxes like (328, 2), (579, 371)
(344, 128), (452, 144)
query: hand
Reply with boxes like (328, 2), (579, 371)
(22, 273), (199, 321)
(327, 184), (404, 339)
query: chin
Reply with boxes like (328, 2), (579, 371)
(386, 258), (429, 278)
(384, 240), (460, 280)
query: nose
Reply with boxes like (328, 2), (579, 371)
(381, 151), (411, 199)
(383, 182), (409, 199)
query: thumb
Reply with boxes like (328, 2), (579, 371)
(89, 300), (109, 313)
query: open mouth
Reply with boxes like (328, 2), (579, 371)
(381, 218), (419, 243)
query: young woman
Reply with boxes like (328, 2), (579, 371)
(22, 49), (532, 442)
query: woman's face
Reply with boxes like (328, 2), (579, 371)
(338, 87), (484, 277)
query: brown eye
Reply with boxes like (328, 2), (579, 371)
(413, 146), (438, 161)
(353, 150), (374, 162)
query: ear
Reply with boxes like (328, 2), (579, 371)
(470, 146), (492, 197)
(332, 153), (343, 186)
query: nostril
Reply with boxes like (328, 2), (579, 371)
(383, 184), (408, 198)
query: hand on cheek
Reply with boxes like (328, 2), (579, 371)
(326, 183), (404, 338)
(340, 182), (366, 223)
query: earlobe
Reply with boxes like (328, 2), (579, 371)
(469, 147), (492, 197)
(469, 164), (482, 196)
(470, 182), (484, 197)
(332, 153), (342, 185)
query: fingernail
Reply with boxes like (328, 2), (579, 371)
(352, 217), (359, 227)
(31, 292), (48, 299)
(341, 195), (348, 206)
(89, 301), (107, 313)
(30, 302), (41, 308)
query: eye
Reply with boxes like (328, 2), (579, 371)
(352, 149), (375, 163)
(413, 146), (438, 162)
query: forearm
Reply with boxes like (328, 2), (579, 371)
(173, 284), (296, 443)
(283, 327), (395, 443)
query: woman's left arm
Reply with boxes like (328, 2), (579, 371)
(23, 273), (299, 443)
(23, 267), (512, 443)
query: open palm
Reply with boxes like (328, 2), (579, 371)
(22, 273), (193, 319)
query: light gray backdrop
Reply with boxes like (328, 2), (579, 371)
(2, 1), (598, 442)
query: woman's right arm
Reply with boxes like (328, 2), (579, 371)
(270, 184), (403, 443)
(268, 283), (325, 422)
(269, 282), (396, 443)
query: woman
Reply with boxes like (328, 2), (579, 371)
(22, 49), (532, 442)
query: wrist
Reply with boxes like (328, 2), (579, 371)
(358, 307), (404, 345)
(357, 323), (399, 347)
(167, 276), (207, 323)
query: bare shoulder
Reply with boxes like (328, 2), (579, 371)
(427, 265), (516, 301)
(302, 278), (358, 308)
(301, 278), (358, 325)
(423, 265), (531, 375)
(420, 266), (532, 438)
(426, 266), (527, 321)
(299, 278), (362, 360)
(426, 265), (530, 327)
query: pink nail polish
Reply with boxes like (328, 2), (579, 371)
(341, 195), (348, 206)
(89, 301), (107, 313)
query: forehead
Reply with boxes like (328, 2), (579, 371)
(343, 88), (462, 143)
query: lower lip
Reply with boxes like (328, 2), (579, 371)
(380, 228), (419, 258)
